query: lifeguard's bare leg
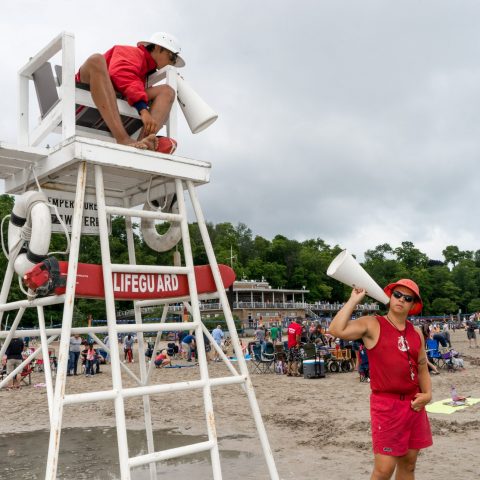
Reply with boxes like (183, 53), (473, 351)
(137, 85), (175, 140)
(395, 449), (418, 480)
(371, 453), (396, 480)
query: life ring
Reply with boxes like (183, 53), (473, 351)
(140, 194), (182, 253)
(8, 191), (51, 276)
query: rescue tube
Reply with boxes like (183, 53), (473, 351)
(8, 191), (51, 277)
(141, 194), (182, 253)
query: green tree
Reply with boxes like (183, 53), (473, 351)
(430, 298), (458, 315)
(467, 298), (480, 313)
(394, 241), (428, 269)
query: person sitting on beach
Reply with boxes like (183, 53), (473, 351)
(154, 350), (171, 368)
(75, 32), (185, 152)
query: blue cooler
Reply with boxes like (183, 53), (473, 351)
(303, 359), (325, 379)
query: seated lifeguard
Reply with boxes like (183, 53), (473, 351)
(76, 32), (184, 153)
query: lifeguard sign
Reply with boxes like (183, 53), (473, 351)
(43, 188), (110, 235)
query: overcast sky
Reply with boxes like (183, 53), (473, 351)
(1, 1), (480, 262)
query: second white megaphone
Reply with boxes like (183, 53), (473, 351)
(327, 249), (389, 304)
(176, 75), (218, 134)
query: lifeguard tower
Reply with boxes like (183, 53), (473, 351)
(0, 32), (279, 479)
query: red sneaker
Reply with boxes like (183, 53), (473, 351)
(156, 136), (177, 154)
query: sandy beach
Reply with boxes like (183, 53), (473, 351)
(1, 329), (479, 479)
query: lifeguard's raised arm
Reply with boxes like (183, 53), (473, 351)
(329, 288), (371, 340)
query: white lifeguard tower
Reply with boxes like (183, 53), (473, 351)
(0, 32), (279, 479)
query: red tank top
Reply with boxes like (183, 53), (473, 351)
(367, 316), (421, 395)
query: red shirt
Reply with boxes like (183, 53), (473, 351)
(287, 321), (302, 348)
(368, 316), (422, 395)
(103, 45), (157, 106)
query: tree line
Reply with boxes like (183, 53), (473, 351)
(1, 193), (479, 324)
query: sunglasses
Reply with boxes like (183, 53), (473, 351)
(168, 51), (178, 64)
(392, 290), (415, 303)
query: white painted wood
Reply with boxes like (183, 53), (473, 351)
(45, 162), (88, 480)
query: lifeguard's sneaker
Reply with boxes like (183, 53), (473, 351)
(156, 136), (177, 154)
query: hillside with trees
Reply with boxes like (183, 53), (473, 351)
(1, 194), (480, 324)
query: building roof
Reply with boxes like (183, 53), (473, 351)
(233, 279), (309, 294)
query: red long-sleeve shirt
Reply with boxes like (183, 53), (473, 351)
(104, 44), (157, 108)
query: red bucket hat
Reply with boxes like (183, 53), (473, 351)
(384, 279), (423, 316)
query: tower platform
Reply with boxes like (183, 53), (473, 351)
(0, 136), (210, 206)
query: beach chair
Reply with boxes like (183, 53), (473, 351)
(300, 343), (317, 361)
(32, 61), (143, 141)
(426, 339), (446, 369)
(250, 344), (275, 374)
(263, 342), (276, 373)
(20, 364), (34, 386)
(426, 339), (462, 371)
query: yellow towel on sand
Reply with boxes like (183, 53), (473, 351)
(426, 398), (480, 415)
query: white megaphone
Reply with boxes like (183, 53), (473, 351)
(327, 250), (390, 304)
(176, 75), (218, 134)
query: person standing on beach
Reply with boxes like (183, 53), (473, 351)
(329, 279), (432, 480)
(211, 325), (224, 362)
(5, 337), (24, 389)
(123, 334), (134, 363)
(465, 315), (478, 348)
(68, 333), (83, 376)
(270, 323), (280, 345)
(286, 317), (302, 377)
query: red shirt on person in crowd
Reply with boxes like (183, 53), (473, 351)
(287, 320), (302, 348)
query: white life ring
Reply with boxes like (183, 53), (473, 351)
(8, 191), (52, 276)
(141, 194), (182, 253)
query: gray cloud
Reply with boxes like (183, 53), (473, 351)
(2, 0), (480, 262)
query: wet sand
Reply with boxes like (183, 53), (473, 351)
(1, 329), (479, 479)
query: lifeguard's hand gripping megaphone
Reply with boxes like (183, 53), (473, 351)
(326, 250), (390, 304)
(176, 74), (218, 134)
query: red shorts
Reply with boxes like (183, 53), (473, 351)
(370, 392), (433, 456)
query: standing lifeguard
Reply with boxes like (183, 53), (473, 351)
(329, 279), (432, 480)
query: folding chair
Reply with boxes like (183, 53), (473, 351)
(426, 339), (445, 369)
(20, 364), (34, 386)
(31, 61), (143, 142)
(249, 344), (275, 374)
(262, 342), (276, 373)
(300, 343), (317, 361)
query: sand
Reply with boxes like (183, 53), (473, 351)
(1, 329), (479, 479)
